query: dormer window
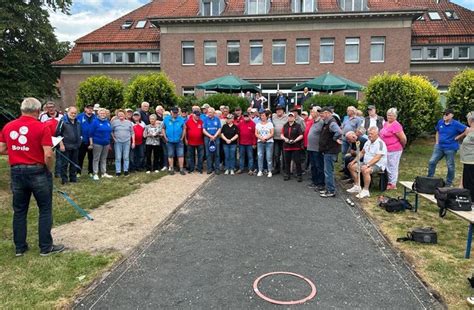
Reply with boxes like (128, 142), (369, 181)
(201, 0), (222, 16)
(445, 10), (459, 20)
(121, 20), (133, 29)
(292, 0), (316, 13)
(135, 20), (146, 28)
(246, 0), (269, 15)
(339, 0), (367, 12)
(428, 12), (442, 20)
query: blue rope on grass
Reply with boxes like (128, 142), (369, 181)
(55, 188), (94, 221)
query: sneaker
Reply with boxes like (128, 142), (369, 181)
(230, 170), (235, 175)
(169, 169), (175, 175)
(154, 170), (159, 173)
(316, 185), (326, 191)
(307, 183), (317, 189)
(76, 173), (81, 178)
(319, 189), (327, 194)
(347, 185), (361, 193)
(15, 246), (29, 257)
(215, 170), (221, 175)
(180, 169), (186, 175)
(103, 173), (113, 178)
(93, 174), (99, 181)
(207, 170), (213, 175)
(40, 244), (65, 257)
(267, 172), (272, 178)
(224, 170), (229, 175)
(124, 171), (129, 176)
(386, 183), (397, 190)
(146, 171), (151, 174)
(116, 172), (121, 177)
(356, 189), (370, 199)
(320, 191), (336, 198)
(257, 171), (263, 177)
(248, 171), (254, 176)
(236, 170), (242, 174)
(161, 167), (168, 171)
(89, 173), (93, 178)
(467, 297), (474, 307)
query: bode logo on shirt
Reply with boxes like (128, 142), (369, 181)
(9, 126), (30, 151)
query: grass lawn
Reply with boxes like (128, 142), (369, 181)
(355, 138), (473, 308)
(0, 156), (164, 308)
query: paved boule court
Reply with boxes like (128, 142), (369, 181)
(76, 174), (441, 309)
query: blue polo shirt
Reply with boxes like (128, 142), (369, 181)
(163, 115), (185, 143)
(436, 119), (467, 151)
(203, 116), (221, 136)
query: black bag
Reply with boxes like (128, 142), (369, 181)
(435, 187), (472, 217)
(379, 197), (413, 212)
(412, 176), (445, 194)
(397, 227), (438, 244)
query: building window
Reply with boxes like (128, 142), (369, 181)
(151, 52), (160, 64)
(249, 40), (263, 65)
(428, 12), (442, 20)
(247, 0), (268, 15)
(272, 40), (286, 64)
(293, 0), (315, 13)
(370, 37), (385, 62)
(204, 41), (217, 65)
(344, 90), (358, 99)
(121, 20), (133, 29)
(135, 20), (146, 28)
(345, 38), (359, 63)
(127, 52), (136, 63)
(296, 39), (310, 64)
(411, 48), (422, 60)
(416, 14), (425, 21)
(341, 0), (366, 11)
(227, 41), (240, 65)
(427, 48), (438, 59)
(103, 53), (112, 63)
(91, 53), (99, 63)
(182, 87), (195, 96)
(459, 47), (469, 59)
(442, 47), (453, 59)
(182, 41), (195, 65)
(114, 53), (123, 63)
(202, 0), (220, 16)
(445, 10), (459, 20)
(320, 38), (334, 63)
(139, 52), (148, 63)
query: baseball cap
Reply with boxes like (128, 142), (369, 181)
(85, 104), (94, 108)
(125, 108), (133, 113)
(288, 112), (295, 117)
(444, 108), (454, 115)
(201, 103), (210, 109)
(301, 111), (308, 116)
(171, 107), (179, 113)
(251, 108), (258, 113)
(193, 110), (201, 116)
(367, 105), (376, 110)
(320, 107), (332, 113)
(133, 111), (140, 116)
(93, 104), (100, 111)
(226, 114), (234, 119)
(312, 105), (322, 112)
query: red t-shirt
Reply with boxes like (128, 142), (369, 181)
(0, 115), (52, 166)
(45, 117), (59, 136)
(237, 120), (257, 146)
(186, 117), (204, 146)
(133, 123), (145, 145)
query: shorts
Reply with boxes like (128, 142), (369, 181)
(167, 141), (184, 158)
(368, 164), (383, 174)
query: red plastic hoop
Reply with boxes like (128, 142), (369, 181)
(253, 271), (317, 305)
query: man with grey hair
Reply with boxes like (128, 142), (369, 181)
(341, 106), (363, 161)
(0, 97), (65, 257)
(342, 128), (368, 181)
(139, 101), (150, 125)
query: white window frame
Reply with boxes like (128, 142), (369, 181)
(345, 37), (360, 63)
(442, 47), (454, 60)
(250, 40), (263, 65)
(182, 41), (195, 66)
(458, 47), (469, 59)
(114, 52), (123, 63)
(370, 37), (385, 63)
(341, 0), (365, 11)
(202, 0), (220, 16)
(182, 87), (195, 96)
(343, 90), (358, 100)
(295, 39), (310, 64)
(204, 41), (218, 65)
(411, 48), (422, 60)
(272, 40), (287, 65)
(247, 0), (267, 15)
(427, 47), (438, 60)
(293, 0), (314, 13)
(320, 38), (334, 63)
(91, 53), (100, 64)
(428, 12), (442, 20)
(121, 21), (133, 29)
(138, 52), (148, 64)
(135, 20), (146, 28)
(127, 52), (136, 64)
(151, 52), (160, 64)
(102, 52), (112, 64)
(227, 41), (240, 65)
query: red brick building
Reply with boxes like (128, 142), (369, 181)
(55, 0), (473, 108)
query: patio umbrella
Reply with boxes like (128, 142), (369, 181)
(196, 74), (261, 93)
(292, 72), (363, 92)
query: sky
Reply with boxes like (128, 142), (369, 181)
(49, 0), (474, 43)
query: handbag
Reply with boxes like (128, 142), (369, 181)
(208, 140), (216, 153)
(412, 176), (445, 194)
(396, 227), (437, 244)
(434, 187), (472, 217)
(379, 197), (413, 213)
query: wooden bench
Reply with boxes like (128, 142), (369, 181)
(400, 181), (474, 259)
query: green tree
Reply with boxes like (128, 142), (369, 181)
(177, 95), (199, 112)
(365, 73), (441, 145)
(303, 95), (358, 117)
(124, 72), (178, 110)
(76, 75), (125, 111)
(0, 0), (72, 117)
(198, 93), (248, 111)
(446, 68), (474, 123)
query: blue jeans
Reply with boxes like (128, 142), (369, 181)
(130, 143), (144, 171)
(114, 141), (131, 173)
(161, 139), (168, 168)
(205, 137), (220, 172)
(10, 166), (53, 252)
(323, 153), (338, 193)
(223, 144), (237, 170)
(427, 145), (457, 186)
(308, 151), (325, 186)
(239, 145), (254, 171)
(167, 141), (184, 158)
(257, 142), (273, 172)
(54, 149), (62, 176)
(187, 144), (204, 172)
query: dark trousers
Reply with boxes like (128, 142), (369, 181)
(54, 149), (61, 176)
(78, 142), (93, 174)
(61, 148), (79, 182)
(145, 144), (163, 171)
(273, 139), (285, 172)
(308, 150), (325, 186)
(463, 164), (474, 199)
(10, 166), (53, 252)
(284, 149), (302, 177)
(130, 143), (145, 171)
(187, 144), (204, 172)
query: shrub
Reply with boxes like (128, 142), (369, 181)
(124, 72), (178, 110)
(76, 75), (125, 111)
(446, 68), (474, 122)
(177, 95), (199, 112)
(365, 73), (441, 145)
(303, 95), (358, 117)
(198, 93), (248, 111)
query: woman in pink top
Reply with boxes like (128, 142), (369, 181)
(379, 108), (407, 189)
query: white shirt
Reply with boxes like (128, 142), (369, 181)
(363, 137), (387, 170)
(256, 122), (274, 143)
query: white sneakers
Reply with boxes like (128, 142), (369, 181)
(347, 185), (370, 199)
(146, 171), (151, 174)
(257, 171), (263, 177)
(161, 167), (168, 171)
(230, 170), (235, 175)
(224, 170), (230, 175)
(356, 190), (370, 199)
(154, 170), (159, 173)
(347, 185), (361, 193)
(93, 174), (99, 181)
(267, 172), (272, 178)
(102, 173), (113, 178)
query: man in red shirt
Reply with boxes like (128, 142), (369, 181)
(237, 112), (257, 174)
(185, 110), (204, 173)
(0, 97), (64, 257)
